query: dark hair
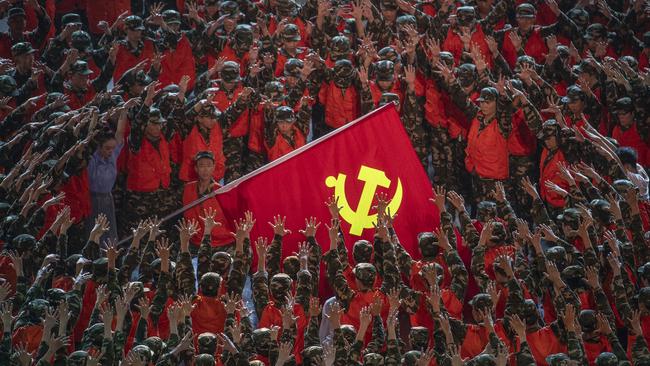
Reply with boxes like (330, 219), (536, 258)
(616, 147), (638, 167)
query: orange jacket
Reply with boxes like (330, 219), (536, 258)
(539, 148), (568, 208)
(507, 109), (536, 156)
(179, 125), (225, 182)
(318, 81), (359, 129)
(182, 181), (232, 246)
(212, 84), (249, 137)
(112, 40), (155, 81)
(60, 169), (91, 222)
(443, 25), (493, 69)
(190, 295), (227, 335)
(465, 118), (509, 180)
(266, 127), (306, 161)
(158, 35), (196, 90)
(613, 123), (649, 166)
(127, 137), (171, 192)
(501, 27), (548, 68)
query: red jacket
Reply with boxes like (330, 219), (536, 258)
(158, 35), (196, 90)
(266, 127), (306, 161)
(182, 181), (232, 246)
(86, 0), (131, 35)
(612, 122), (649, 166)
(127, 137), (171, 192)
(539, 148), (568, 208)
(508, 109), (536, 156)
(465, 117), (509, 179)
(318, 81), (359, 129)
(61, 169), (91, 222)
(212, 84), (249, 138)
(501, 27), (548, 68)
(113, 40), (155, 82)
(443, 25), (493, 69)
(179, 125), (225, 182)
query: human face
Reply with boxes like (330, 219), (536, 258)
(195, 158), (215, 182)
(479, 99), (496, 117)
(100, 138), (117, 159)
(567, 99), (584, 114)
(145, 122), (162, 139)
(285, 75), (298, 87)
(224, 17), (238, 32)
(198, 116), (217, 130)
(126, 29), (143, 43)
(70, 73), (90, 89)
(278, 121), (293, 135)
(283, 40), (298, 52)
(130, 84), (146, 97)
(222, 80), (236, 91)
(617, 110), (634, 128)
(377, 80), (393, 91)
(381, 8), (397, 23)
(13, 53), (33, 71)
(516, 16), (535, 32)
(8, 16), (26, 34)
(544, 135), (558, 150)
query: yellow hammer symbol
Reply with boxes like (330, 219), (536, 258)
(325, 165), (403, 236)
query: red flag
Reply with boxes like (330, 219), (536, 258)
(215, 104), (438, 292)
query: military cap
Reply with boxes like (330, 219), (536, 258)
(71, 30), (92, 52)
(396, 14), (416, 26)
(477, 201), (497, 222)
(197, 102), (220, 118)
(211, 251), (232, 273)
(456, 6), (476, 26)
(199, 272), (222, 296)
(302, 345), (323, 360)
(545, 246), (567, 262)
(8, 8), (26, 20)
(352, 240), (373, 263)
(562, 85), (586, 104)
(473, 354), (497, 366)
(409, 326), (429, 348)
(477, 87), (499, 102)
(585, 23), (607, 40)
(574, 59), (598, 75)
(270, 273), (293, 298)
(282, 23), (301, 41)
(537, 119), (560, 139)
(132, 345), (154, 362)
(334, 59), (355, 79)
(595, 353), (618, 366)
(11, 42), (36, 57)
(46, 288), (67, 305)
(70, 60), (94, 75)
(197, 332), (217, 354)
(378, 93), (400, 108)
(562, 265), (585, 280)
(620, 55), (638, 70)
(402, 351), (423, 365)
(469, 293), (493, 310)
(12, 234), (36, 252)
(440, 51), (454, 67)
(613, 179), (636, 196)
(578, 309), (598, 332)
(195, 151), (215, 162)
(195, 354), (216, 366)
(516, 3), (536, 18)
(275, 105), (296, 123)
(283, 256), (300, 277)
(567, 8), (589, 28)
(364, 353), (384, 365)
(380, 0), (398, 10)
(0, 75), (17, 96)
(62, 13), (82, 25)
(353, 263), (377, 286)
(613, 97), (634, 114)
(220, 1), (240, 18)
(378, 46), (401, 63)
(331, 35), (351, 57)
(68, 351), (89, 366)
(124, 15), (145, 31)
(276, 0), (298, 16)
(546, 353), (569, 366)
(233, 24), (253, 47)
(375, 60), (395, 82)
(457, 63), (477, 87)
(284, 58), (303, 78)
(147, 107), (166, 124)
(220, 61), (241, 82)
(162, 10), (181, 25)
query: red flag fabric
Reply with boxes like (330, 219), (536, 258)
(215, 104), (439, 293)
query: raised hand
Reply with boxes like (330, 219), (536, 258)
(325, 195), (341, 219)
(299, 216), (321, 238)
(268, 215), (291, 236)
(429, 186), (447, 212)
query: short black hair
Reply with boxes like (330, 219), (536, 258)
(617, 147), (638, 167)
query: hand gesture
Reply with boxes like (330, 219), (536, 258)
(269, 215), (291, 236)
(299, 216), (321, 238)
(200, 207), (221, 235)
(446, 191), (465, 211)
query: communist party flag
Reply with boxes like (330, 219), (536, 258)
(215, 104), (439, 289)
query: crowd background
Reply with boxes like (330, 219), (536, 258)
(0, 0), (650, 364)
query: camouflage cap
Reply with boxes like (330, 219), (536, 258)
(402, 351), (422, 366)
(61, 13), (82, 25)
(46, 288), (66, 305)
(440, 51), (454, 67)
(71, 30), (92, 52)
(197, 103), (220, 118)
(378, 46), (401, 63)
(477, 201), (497, 222)
(283, 256), (300, 278)
(199, 272), (222, 296)
(195, 354), (216, 366)
(0, 75), (17, 96)
(68, 351), (89, 366)
(620, 55), (638, 70)
(375, 60), (395, 82)
(573, 60), (597, 76)
(613, 97), (634, 114)
(578, 309), (598, 333)
(363, 353), (385, 365)
(143, 336), (165, 360)
(546, 353), (570, 366)
(473, 354), (497, 366)
(516, 3), (536, 18)
(556, 207), (581, 226)
(27, 298), (49, 317)
(457, 63), (477, 87)
(118, 69), (152, 88)
(409, 326), (429, 349)
(11, 42), (36, 57)
(352, 240), (373, 263)
(331, 35), (351, 57)
(595, 352), (618, 366)
(148, 107), (166, 124)
(162, 9), (181, 25)
(132, 345), (154, 362)
(220, 61), (241, 83)
(275, 105), (296, 123)
(613, 179), (636, 195)
(124, 15), (145, 31)
(545, 246), (567, 263)
(477, 87), (498, 102)
(197, 332), (217, 354)
(270, 273), (293, 297)
(211, 251), (232, 273)
(396, 14), (416, 26)
(378, 93), (400, 108)
(252, 328), (272, 353)
(7, 7), (25, 19)
(562, 265), (585, 280)
(334, 59), (355, 79)
(233, 24), (253, 47)
(417, 231), (439, 259)
(283, 58), (303, 78)
(353, 263), (377, 286)
(194, 150), (215, 162)
(469, 293), (493, 310)
(276, 0), (298, 16)
(282, 23), (301, 42)
(380, 0), (398, 10)
(537, 119), (560, 139)
(456, 6), (476, 26)
(12, 234), (36, 252)
(70, 60), (94, 75)
(490, 221), (507, 243)
(302, 345), (323, 360)
(585, 23), (607, 41)
(220, 1), (240, 18)
(567, 8), (589, 28)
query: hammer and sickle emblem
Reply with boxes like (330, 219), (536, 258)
(325, 165), (403, 236)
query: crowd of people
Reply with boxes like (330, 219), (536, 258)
(0, 0), (649, 364)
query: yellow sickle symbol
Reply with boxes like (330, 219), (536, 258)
(325, 165), (403, 236)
